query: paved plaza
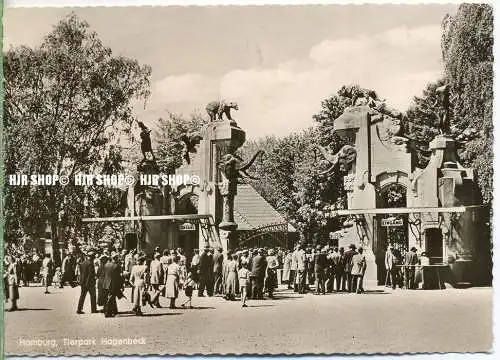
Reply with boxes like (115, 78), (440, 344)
(5, 285), (493, 356)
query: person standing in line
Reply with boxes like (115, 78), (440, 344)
(404, 247), (419, 290)
(350, 247), (366, 294)
(130, 255), (148, 316)
(343, 244), (357, 293)
(314, 246), (328, 295)
(238, 263), (251, 307)
(198, 246), (213, 297)
(213, 247), (224, 295)
(251, 249), (267, 300)
(76, 252), (97, 314)
(224, 254), (239, 301)
(265, 249), (279, 298)
(166, 255), (181, 309)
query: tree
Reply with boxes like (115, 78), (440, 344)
(441, 4), (493, 203)
(4, 14), (151, 263)
(405, 80), (444, 168)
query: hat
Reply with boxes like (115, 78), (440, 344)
(258, 248), (264, 254)
(349, 244), (356, 250)
(100, 254), (108, 261)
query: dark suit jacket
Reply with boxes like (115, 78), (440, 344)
(314, 253), (328, 271)
(343, 250), (356, 272)
(103, 261), (122, 295)
(213, 252), (223, 273)
(79, 259), (96, 289)
(199, 253), (213, 276)
(251, 255), (267, 278)
(405, 251), (419, 266)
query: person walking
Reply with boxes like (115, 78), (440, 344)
(5, 255), (19, 311)
(283, 250), (292, 289)
(103, 253), (123, 318)
(238, 263), (251, 307)
(149, 253), (164, 307)
(76, 252), (97, 314)
(290, 246), (299, 292)
(385, 245), (399, 290)
(96, 254), (108, 312)
(166, 256), (181, 309)
(130, 255), (148, 316)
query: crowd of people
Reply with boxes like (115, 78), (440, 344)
(3, 241), (432, 313)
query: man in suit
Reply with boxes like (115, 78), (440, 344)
(251, 248), (267, 299)
(77, 252), (97, 314)
(198, 246), (213, 297)
(103, 252), (123, 318)
(296, 245), (307, 294)
(212, 247), (224, 295)
(343, 244), (357, 293)
(404, 247), (419, 289)
(313, 246), (328, 295)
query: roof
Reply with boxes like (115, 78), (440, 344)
(234, 184), (296, 232)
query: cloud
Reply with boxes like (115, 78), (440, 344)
(151, 24), (443, 139)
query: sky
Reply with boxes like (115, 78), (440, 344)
(3, 4), (458, 139)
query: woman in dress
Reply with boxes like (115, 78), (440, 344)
(224, 254), (239, 301)
(130, 255), (148, 316)
(149, 253), (164, 308)
(177, 248), (187, 289)
(166, 255), (181, 309)
(283, 250), (292, 289)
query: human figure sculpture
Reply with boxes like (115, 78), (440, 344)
(138, 121), (155, 161)
(206, 100), (239, 122)
(433, 84), (453, 135)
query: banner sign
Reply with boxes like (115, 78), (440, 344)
(179, 222), (196, 231)
(381, 218), (403, 227)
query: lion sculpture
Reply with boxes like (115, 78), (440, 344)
(206, 100), (239, 122)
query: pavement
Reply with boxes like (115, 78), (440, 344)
(4, 284), (493, 356)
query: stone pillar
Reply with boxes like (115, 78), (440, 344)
(197, 120), (245, 251)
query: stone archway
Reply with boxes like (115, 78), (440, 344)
(374, 182), (408, 284)
(177, 193), (200, 258)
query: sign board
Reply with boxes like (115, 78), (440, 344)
(381, 218), (404, 227)
(179, 222), (196, 231)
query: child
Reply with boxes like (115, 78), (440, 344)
(238, 263), (251, 307)
(180, 272), (194, 309)
(53, 267), (62, 289)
